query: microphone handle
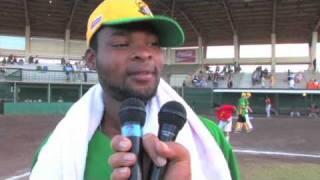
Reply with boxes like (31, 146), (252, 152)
(128, 136), (143, 180)
(149, 127), (177, 180)
(150, 163), (167, 180)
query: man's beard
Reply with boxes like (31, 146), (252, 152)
(100, 78), (159, 102)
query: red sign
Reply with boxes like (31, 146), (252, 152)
(175, 49), (196, 63)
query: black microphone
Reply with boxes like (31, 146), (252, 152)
(119, 98), (146, 180)
(149, 101), (187, 180)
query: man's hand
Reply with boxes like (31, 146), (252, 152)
(109, 134), (191, 180)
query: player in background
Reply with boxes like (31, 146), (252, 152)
(215, 104), (237, 141)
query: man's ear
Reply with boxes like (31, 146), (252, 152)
(86, 48), (97, 70)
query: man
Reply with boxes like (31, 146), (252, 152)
(265, 96), (272, 118)
(215, 104), (237, 141)
(244, 92), (253, 131)
(30, 0), (240, 180)
(235, 92), (250, 133)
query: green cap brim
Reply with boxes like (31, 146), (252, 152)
(101, 16), (185, 47)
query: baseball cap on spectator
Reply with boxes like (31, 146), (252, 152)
(86, 0), (185, 47)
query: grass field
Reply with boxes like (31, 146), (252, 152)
(239, 155), (320, 180)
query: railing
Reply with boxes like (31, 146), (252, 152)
(0, 67), (98, 84)
(188, 71), (320, 89)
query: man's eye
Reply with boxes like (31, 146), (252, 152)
(150, 42), (160, 47)
(112, 43), (128, 48)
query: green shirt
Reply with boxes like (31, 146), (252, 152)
(238, 97), (248, 115)
(32, 116), (240, 180)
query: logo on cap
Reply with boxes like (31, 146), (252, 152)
(136, 0), (153, 16)
(91, 16), (103, 30)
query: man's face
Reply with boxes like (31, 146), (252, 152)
(92, 24), (164, 101)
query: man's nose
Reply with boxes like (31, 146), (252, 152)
(131, 45), (153, 61)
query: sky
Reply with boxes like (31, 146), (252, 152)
(0, 36), (25, 50)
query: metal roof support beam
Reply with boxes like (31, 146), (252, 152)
(272, 0), (278, 34)
(271, 33), (276, 72)
(66, 0), (80, 30)
(25, 26), (31, 61)
(271, 0), (278, 72)
(64, 29), (71, 61)
(154, 0), (202, 37)
(222, 0), (237, 35)
(310, 31), (317, 71)
(233, 34), (239, 63)
(170, 0), (175, 18)
(23, 0), (30, 26)
(313, 11), (320, 32)
(180, 10), (201, 37)
(198, 36), (204, 67)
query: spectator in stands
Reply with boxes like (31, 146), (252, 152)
(12, 56), (17, 64)
(28, 56), (34, 64)
(313, 79), (319, 89)
(18, 58), (24, 65)
(64, 62), (73, 81)
(198, 70), (208, 87)
(7, 54), (13, 64)
(252, 67), (262, 86)
(220, 65), (227, 78)
(227, 76), (233, 88)
(2, 57), (7, 65)
(34, 56), (39, 64)
(82, 64), (90, 82)
(294, 72), (304, 83)
(212, 73), (219, 88)
(215, 65), (220, 73)
(182, 80), (186, 87)
(83, 49), (91, 82)
(290, 106), (301, 117)
(234, 63), (241, 73)
(261, 76), (266, 88)
(60, 58), (66, 65)
(288, 71), (295, 88)
(308, 104), (319, 118)
(72, 62), (81, 81)
(192, 74), (200, 87)
(262, 68), (269, 78)
(57, 96), (64, 103)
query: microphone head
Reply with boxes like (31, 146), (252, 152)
(119, 98), (146, 126)
(158, 101), (187, 131)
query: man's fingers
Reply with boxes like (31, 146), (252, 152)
(111, 167), (131, 180)
(143, 134), (168, 167)
(163, 142), (191, 180)
(108, 152), (136, 168)
(111, 135), (132, 152)
(162, 142), (190, 163)
(143, 134), (190, 167)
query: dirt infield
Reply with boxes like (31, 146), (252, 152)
(0, 115), (62, 179)
(0, 114), (319, 179)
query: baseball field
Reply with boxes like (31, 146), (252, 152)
(0, 114), (319, 180)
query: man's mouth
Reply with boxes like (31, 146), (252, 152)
(128, 70), (156, 82)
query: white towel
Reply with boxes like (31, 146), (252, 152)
(30, 79), (231, 180)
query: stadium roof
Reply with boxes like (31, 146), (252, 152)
(1, 0), (320, 46)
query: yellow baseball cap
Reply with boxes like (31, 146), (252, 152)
(86, 0), (185, 47)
